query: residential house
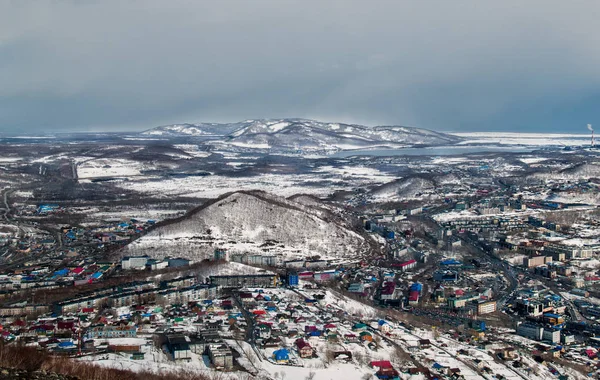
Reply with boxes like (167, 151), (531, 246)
(295, 338), (313, 358)
(273, 348), (290, 364)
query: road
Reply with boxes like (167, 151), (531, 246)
(232, 291), (263, 362)
(458, 232), (519, 309)
(2, 188), (10, 220)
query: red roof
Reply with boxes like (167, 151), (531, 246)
(381, 282), (396, 295)
(71, 267), (84, 274)
(408, 291), (419, 301)
(455, 289), (465, 296)
(586, 349), (597, 358)
(295, 338), (311, 350)
(399, 259), (416, 267)
(370, 360), (392, 369)
(57, 321), (74, 330)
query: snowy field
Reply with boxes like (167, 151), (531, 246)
(453, 132), (592, 146)
(77, 158), (147, 179)
(113, 167), (396, 199)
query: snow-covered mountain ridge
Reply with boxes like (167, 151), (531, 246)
(141, 118), (461, 152)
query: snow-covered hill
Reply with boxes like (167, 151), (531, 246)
(141, 122), (244, 137)
(141, 118), (461, 152)
(125, 191), (376, 260)
(370, 176), (437, 201)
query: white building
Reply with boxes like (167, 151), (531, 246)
(542, 328), (560, 344)
(150, 261), (168, 270)
(121, 256), (149, 270)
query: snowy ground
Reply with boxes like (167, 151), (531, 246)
(111, 166), (396, 199)
(77, 158), (147, 179)
(453, 132), (591, 146)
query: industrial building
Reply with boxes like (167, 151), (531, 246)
(209, 274), (278, 288)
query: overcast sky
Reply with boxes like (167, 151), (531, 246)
(1, 1), (600, 134)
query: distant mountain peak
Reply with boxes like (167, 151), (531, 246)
(141, 118), (461, 153)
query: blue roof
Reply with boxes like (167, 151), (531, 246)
(58, 341), (75, 348)
(54, 269), (69, 276)
(91, 272), (103, 279)
(544, 313), (561, 319)
(440, 259), (462, 265)
(39, 204), (59, 209)
(273, 348), (289, 360)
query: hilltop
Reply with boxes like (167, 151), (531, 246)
(125, 191), (378, 261)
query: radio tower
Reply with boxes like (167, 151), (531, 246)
(588, 124), (595, 147)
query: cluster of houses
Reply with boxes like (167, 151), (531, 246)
(234, 286), (398, 370)
(62, 218), (156, 252)
(0, 261), (117, 303)
(0, 278), (244, 371)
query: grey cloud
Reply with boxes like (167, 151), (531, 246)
(1, 1), (600, 133)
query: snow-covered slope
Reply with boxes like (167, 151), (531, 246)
(141, 118), (461, 152)
(125, 191), (375, 260)
(141, 122), (244, 137)
(370, 176), (437, 201)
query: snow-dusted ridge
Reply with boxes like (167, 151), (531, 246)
(141, 118), (462, 152)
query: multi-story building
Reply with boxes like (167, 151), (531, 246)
(523, 255), (552, 268)
(157, 284), (219, 304)
(54, 294), (109, 315)
(161, 275), (197, 289)
(545, 243), (594, 259)
(210, 274), (278, 288)
(542, 328), (560, 344)
(88, 325), (137, 339)
(447, 294), (479, 309)
(516, 323), (543, 341)
(477, 300), (497, 315)
(515, 299), (544, 317)
(121, 256), (150, 270)
(109, 288), (157, 308)
(207, 343), (233, 369)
